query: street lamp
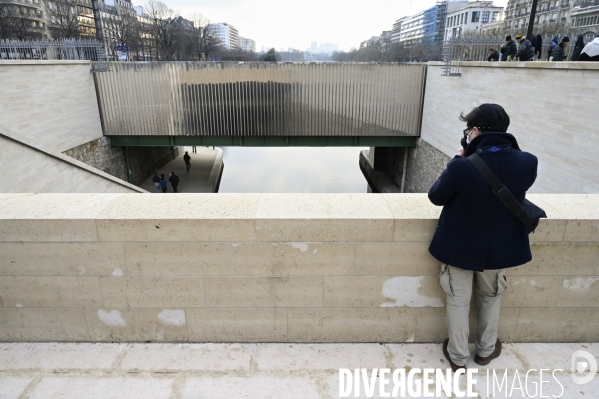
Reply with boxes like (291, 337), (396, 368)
(526, 0), (539, 40)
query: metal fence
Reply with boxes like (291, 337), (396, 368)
(442, 33), (580, 76)
(93, 62), (428, 139)
(0, 39), (107, 71)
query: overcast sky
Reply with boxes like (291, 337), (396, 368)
(136, 0), (509, 52)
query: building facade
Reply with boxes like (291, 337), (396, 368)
(238, 36), (256, 52)
(445, 1), (503, 40)
(397, 1), (468, 44)
(0, 0), (47, 39)
(501, 0), (599, 37)
(209, 23), (239, 50)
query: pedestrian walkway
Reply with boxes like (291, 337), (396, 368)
(139, 146), (223, 193)
(1, 342), (597, 398)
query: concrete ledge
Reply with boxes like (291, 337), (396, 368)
(0, 60), (91, 66)
(429, 60), (599, 70)
(0, 193), (597, 343)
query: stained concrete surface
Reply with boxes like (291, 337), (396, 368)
(139, 147), (222, 193)
(0, 342), (597, 398)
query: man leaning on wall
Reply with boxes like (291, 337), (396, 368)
(427, 104), (539, 371)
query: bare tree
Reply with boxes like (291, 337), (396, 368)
(0, 4), (19, 40)
(103, 11), (138, 59)
(188, 12), (221, 60)
(145, 0), (180, 60)
(48, 0), (81, 39)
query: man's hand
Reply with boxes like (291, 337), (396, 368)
(457, 148), (465, 157)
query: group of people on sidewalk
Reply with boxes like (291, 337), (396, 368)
(487, 33), (599, 62)
(150, 151), (194, 193)
(151, 172), (180, 193)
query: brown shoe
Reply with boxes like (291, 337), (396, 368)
(474, 339), (502, 366)
(443, 339), (467, 372)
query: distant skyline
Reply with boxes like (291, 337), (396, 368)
(135, 0), (509, 52)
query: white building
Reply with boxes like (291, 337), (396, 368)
(445, 1), (503, 40)
(238, 36), (256, 52)
(397, 1), (468, 44)
(209, 23), (239, 50)
(305, 42), (339, 54)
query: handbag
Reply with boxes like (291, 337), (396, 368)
(468, 153), (547, 233)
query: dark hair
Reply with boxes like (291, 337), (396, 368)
(459, 104), (510, 133)
(488, 48), (495, 51)
(161, 174), (164, 178)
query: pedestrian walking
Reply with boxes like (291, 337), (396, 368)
(500, 36), (517, 61)
(571, 35), (585, 61)
(515, 34), (534, 61)
(428, 104), (539, 371)
(551, 37), (569, 61)
(192, 146), (197, 153)
(152, 173), (161, 193)
(548, 37), (559, 60)
(579, 34), (599, 61)
(183, 151), (191, 173)
(160, 174), (167, 193)
(534, 34), (542, 60)
(169, 171), (180, 193)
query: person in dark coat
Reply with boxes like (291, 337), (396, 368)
(169, 171), (180, 193)
(551, 36), (569, 61)
(515, 34), (535, 61)
(152, 173), (161, 193)
(534, 34), (542, 60)
(183, 151), (191, 173)
(159, 174), (167, 193)
(548, 36), (559, 60)
(571, 35), (585, 61)
(487, 49), (499, 61)
(579, 34), (599, 61)
(428, 104), (538, 371)
(500, 35), (517, 60)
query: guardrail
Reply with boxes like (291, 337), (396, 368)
(0, 39), (107, 71)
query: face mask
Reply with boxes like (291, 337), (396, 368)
(466, 135), (471, 145)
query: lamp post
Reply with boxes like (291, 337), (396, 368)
(526, 0), (539, 40)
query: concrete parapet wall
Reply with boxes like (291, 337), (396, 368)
(422, 61), (599, 194)
(0, 61), (104, 153)
(0, 193), (597, 343)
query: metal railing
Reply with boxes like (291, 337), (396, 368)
(443, 33), (580, 76)
(0, 39), (107, 71)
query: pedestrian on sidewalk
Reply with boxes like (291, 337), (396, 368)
(184, 151), (191, 173)
(548, 36), (559, 60)
(534, 34), (542, 60)
(428, 104), (538, 372)
(571, 35), (585, 61)
(169, 171), (180, 193)
(192, 146), (197, 153)
(487, 49), (499, 62)
(515, 34), (534, 61)
(579, 34), (599, 61)
(500, 35), (517, 61)
(551, 36), (569, 61)
(152, 173), (161, 193)
(160, 174), (167, 193)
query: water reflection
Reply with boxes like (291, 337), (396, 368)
(218, 147), (370, 193)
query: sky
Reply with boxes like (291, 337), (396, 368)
(135, 0), (509, 52)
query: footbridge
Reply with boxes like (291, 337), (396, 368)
(94, 62), (427, 147)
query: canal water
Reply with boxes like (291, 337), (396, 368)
(218, 147), (370, 193)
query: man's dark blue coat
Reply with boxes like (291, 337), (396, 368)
(428, 132), (538, 271)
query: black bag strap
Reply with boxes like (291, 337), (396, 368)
(468, 153), (535, 228)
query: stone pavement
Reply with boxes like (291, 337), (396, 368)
(139, 146), (222, 193)
(1, 342), (597, 398)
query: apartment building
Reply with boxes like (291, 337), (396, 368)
(209, 22), (239, 50)
(445, 1), (504, 40)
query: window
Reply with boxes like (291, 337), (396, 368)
(482, 11), (490, 23)
(472, 11), (480, 22)
(492, 12), (499, 22)
(465, 13), (468, 24)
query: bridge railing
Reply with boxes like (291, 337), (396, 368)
(93, 62), (428, 141)
(442, 33), (580, 76)
(0, 39), (107, 71)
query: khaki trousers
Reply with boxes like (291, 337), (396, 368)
(438, 264), (508, 366)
